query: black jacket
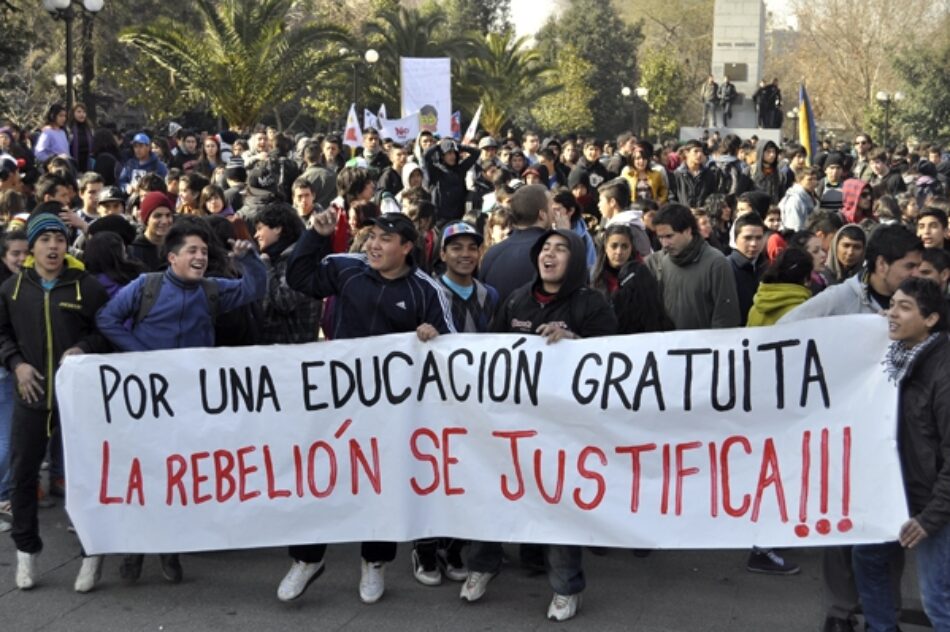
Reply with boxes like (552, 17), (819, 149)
(492, 229), (617, 338)
(751, 140), (784, 204)
(728, 250), (766, 326)
(671, 164), (718, 208)
(479, 226), (548, 305)
(0, 258), (110, 410)
(424, 144), (479, 224)
(568, 156), (609, 190)
(127, 233), (163, 272)
(285, 229), (455, 338)
(898, 334), (950, 536)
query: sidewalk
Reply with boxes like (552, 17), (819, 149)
(0, 502), (931, 631)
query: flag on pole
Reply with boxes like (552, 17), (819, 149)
(343, 104), (363, 148)
(798, 84), (817, 165)
(462, 104), (482, 145)
(378, 104), (388, 122)
(451, 111), (461, 140)
(364, 109), (380, 132)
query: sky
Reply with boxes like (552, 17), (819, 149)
(511, 0), (795, 38)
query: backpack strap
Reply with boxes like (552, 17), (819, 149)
(134, 273), (221, 326)
(199, 278), (220, 321)
(134, 272), (165, 325)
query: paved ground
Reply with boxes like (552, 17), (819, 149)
(0, 500), (932, 632)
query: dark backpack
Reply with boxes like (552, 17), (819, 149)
(134, 272), (220, 325)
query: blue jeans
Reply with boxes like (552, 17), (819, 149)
(852, 541), (903, 631)
(917, 523), (950, 630)
(0, 372), (14, 501)
(467, 541), (585, 595)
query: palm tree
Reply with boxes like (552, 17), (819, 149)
(119, 0), (349, 131)
(463, 32), (559, 137)
(364, 6), (477, 116)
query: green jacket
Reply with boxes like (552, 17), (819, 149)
(747, 282), (812, 327)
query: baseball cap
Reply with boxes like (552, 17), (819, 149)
(132, 132), (151, 145)
(371, 212), (418, 243)
(98, 186), (125, 205)
(478, 136), (498, 149)
(441, 221), (483, 247)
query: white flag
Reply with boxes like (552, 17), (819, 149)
(463, 104), (483, 145)
(380, 112), (421, 145)
(364, 109), (380, 132)
(343, 104), (363, 148)
(378, 104), (388, 122)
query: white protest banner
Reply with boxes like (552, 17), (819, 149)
(380, 112), (421, 145)
(400, 57), (452, 138)
(57, 315), (905, 555)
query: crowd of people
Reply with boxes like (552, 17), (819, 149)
(0, 100), (948, 629)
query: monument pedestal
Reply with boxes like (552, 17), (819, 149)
(679, 126), (782, 145)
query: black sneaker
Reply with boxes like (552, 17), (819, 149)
(160, 554), (183, 583)
(119, 554), (144, 583)
(746, 548), (800, 575)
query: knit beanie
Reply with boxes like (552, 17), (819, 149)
(139, 191), (173, 225)
(27, 212), (68, 248)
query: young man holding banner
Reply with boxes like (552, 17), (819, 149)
(282, 208), (455, 604)
(96, 218), (266, 585)
(779, 224), (924, 632)
(852, 277), (950, 632)
(459, 228), (616, 622)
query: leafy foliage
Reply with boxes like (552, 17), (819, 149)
(119, 0), (350, 131)
(891, 18), (950, 142)
(535, 0), (643, 139)
(638, 49), (691, 139)
(531, 44), (594, 135)
(461, 32), (559, 137)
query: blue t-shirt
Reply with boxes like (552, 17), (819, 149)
(441, 274), (474, 300)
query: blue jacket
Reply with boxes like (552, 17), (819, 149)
(285, 230), (455, 339)
(118, 152), (169, 193)
(96, 253), (267, 351)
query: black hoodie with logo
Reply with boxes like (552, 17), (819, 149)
(492, 229), (617, 338)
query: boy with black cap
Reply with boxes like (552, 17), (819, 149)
(280, 209), (455, 605)
(0, 211), (110, 593)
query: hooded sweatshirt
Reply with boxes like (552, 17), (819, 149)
(492, 229), (617, 338)
(751, 140), (783, 203)
(840, 178), (871, 224)
(746, 282), (812, 326)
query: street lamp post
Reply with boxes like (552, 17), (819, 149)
(343, 48), (379, 108)
(42, 0), (105, 114)
(875, 91), (905, 149)
(621, 86), (650, 138)
(635, 87), (649, 139)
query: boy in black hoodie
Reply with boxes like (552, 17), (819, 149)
(460, 229), (617, 622)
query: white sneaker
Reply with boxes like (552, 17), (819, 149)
(547, 593), (581, 621)
(359, 559), (386, 604)
(411, 549), (442, 586)
(459, 571), (495, 602)
(0, 519), (10, 533)
(277, 560), (325, 601)
(74, 556), (103, 593)
(16, 550), (37, 590)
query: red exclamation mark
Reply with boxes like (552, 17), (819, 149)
(838, 426), (853, 533)
(816, 428), (832, 535)
(795, 430), (811, 537)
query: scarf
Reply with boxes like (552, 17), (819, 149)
(669, 234), (705, 267)
(882, 333), (941, 384)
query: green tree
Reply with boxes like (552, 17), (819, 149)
(892, 19), (950, 141)
(531, 44), (594, 135)
(638, 49), (690, 140)
(535, 0), (643, 139)
(119, 0), (349, 131)
(461, 32), (558, 137)
(444, 0), (512, 35)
